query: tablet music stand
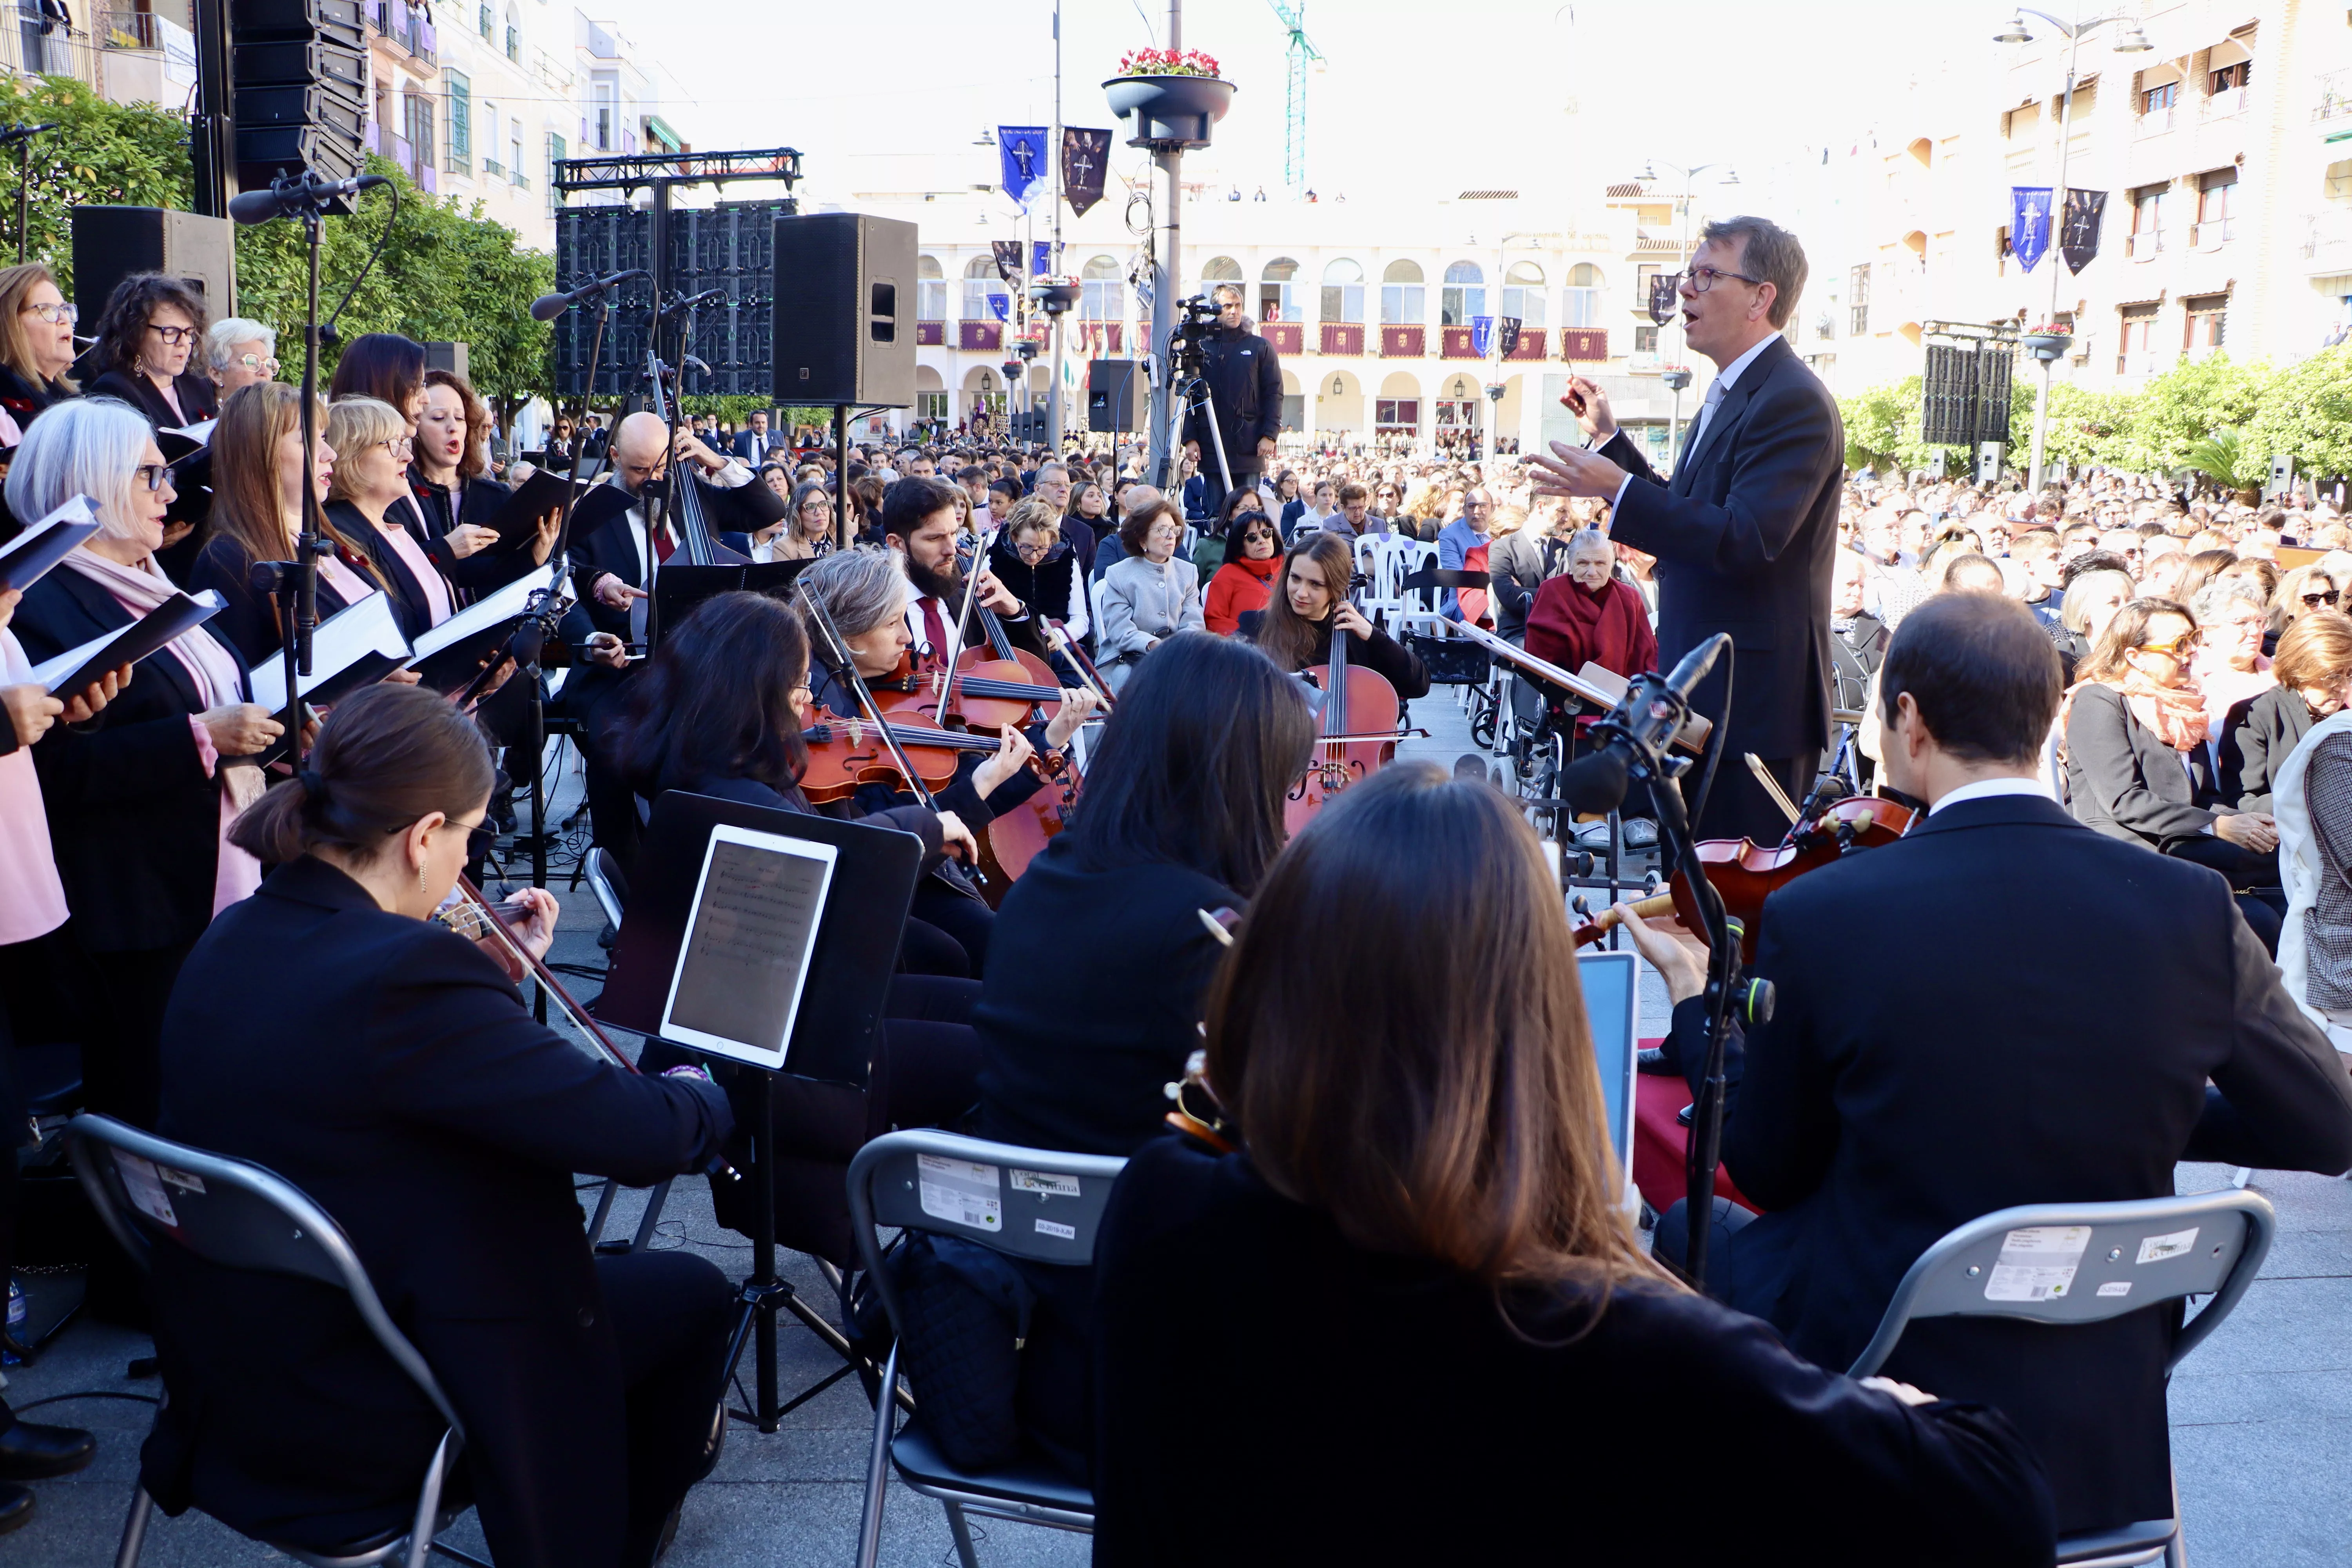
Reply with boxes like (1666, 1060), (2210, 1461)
(598, 790), (922, 1432)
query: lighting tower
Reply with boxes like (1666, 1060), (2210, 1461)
(1267, 1), (1324, 196)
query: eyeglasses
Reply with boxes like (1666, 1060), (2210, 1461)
(1687, 265), (1764, 294)
(145, 322), (196, 347)
(133, 463), (172, 493)
(2305, 590), (2341, 607)
(1013, 539), (1054, 562)
(20, 300), (73, 325)
(234, 352), (279, 375)
(2137, 635), (2198, 658)
(377, 437), (415, 458)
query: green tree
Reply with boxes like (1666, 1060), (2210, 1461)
(0, 74), (192, 294)
(1837, 374), (1974, 475)
(2249, 346), (2352, 482)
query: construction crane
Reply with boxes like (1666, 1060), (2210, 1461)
(1267, 1), (1325, 196)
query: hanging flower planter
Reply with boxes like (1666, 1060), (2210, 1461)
(1031, 277), (1082, 314)
(1105, 51), (1236, 149)
(2021, 328), (2073, 363)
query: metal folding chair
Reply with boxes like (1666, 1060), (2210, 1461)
(1849, 1189), (2278, 1568)
(65, 1114), (475, 1568)
(847, 1130), (1127, 1568)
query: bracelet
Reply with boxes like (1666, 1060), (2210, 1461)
(661, 1064), (713, 1084)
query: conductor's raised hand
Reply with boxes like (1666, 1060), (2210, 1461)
(1559, 374), (1617, 442)
(1529, 440), (1629, 505)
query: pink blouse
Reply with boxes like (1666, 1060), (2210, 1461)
(377, 520), (454, 626)
(0, 630), (70, 945)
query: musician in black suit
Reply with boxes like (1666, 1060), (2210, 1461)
(1530, 215), (1843, 840)
(4, 397), (281, 1129)
(153, 685), (737, 1568)
(1637, 593), (2352, 1539)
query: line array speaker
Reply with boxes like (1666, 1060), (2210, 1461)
(229, 0), (369, 199)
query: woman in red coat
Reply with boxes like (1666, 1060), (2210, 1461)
(1203, 512), (1283, 636)
(1524, 526), (1657, 682)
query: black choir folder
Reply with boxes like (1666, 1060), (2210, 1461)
(29, 588), (225, 697)
(403, 560), (565, 692)
(598, 792), (919, 1089)
(0, 497), (101, 592)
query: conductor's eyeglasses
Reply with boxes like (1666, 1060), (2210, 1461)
(1687, 265), (1763, 294)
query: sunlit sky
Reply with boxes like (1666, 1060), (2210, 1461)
(590, 0), (2007, 210)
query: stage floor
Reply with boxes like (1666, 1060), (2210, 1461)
(10, 689), (2347, 1566)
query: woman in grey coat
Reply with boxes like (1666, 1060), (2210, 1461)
(1096, 496), (1205, 689)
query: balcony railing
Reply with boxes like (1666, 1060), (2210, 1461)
(2134, 104), (2176, 138)
(2126, 229), (2166, 260)
(0, 16), (101, 87)
(99, 9), (159, 47)
(2201, 85), (2249, 122)
(2302, 209), (2352, 272)
(2190, 216), (2234, 250)
(481, 155), (504, 179)
(510, 169), (528, 191)
(2116, 350), (2167, 377)
(2316, 69), (2352, 122)
(370, 1), (434, 61)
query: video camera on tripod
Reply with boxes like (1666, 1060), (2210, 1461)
(1165, 292), (1222, 376)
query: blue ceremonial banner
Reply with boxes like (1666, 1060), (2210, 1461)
(2011, 186), (2054, 274)
(998, 127), (1048, 203)
(1032, 241), (1051, 277)
(1470, 315), (1495, 357)
(988, 292), (1010, 323)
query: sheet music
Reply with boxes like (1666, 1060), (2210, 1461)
(247, 590), (411, 713)
(661, 828), (837, 1067)
(405, 560), (560, 664)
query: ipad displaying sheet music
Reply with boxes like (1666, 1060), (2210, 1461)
(1578, 950), (1640, 1183)
(659, 825), (838, 1071)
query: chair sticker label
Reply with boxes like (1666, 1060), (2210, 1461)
(157, 1165), (205, 1194)
(2097, 1281), (2132, 1297)
(1035, 1218), (1076, 1240)
(112, 1151), (177, 1229)
(1985, 1225), (2090, 1301)
(2136, 1227), (2198, 1265)
(1010, 1169), (1080, 1197)
(916, 1154), (1001, 1232)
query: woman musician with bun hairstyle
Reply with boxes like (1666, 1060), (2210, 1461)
(154, 682), (738, 1568)
(1090, 762), (2057, 1566)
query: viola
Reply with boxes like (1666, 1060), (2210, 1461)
(1284, 603), (1402, 833)
(1666, 792), (1916, 964)
(959, 604), (1081, 898)
(796, 713), (1007, 804)
(1570, 890), (1676, 948)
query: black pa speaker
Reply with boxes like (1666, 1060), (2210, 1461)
(71, 207), (238, 324)
(1087, 359), (1140, 432)
(228, 0), (370, 198)
(769, 213), (916, 407)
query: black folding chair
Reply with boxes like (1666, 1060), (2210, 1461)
(1849, 1189), (2278, 1568)
(847, 1130), (1126, 1568)
(65, 1114), (475, 1568)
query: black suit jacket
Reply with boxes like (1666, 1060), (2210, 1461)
(1486, 527), (1566, 641)
(2220, 684), (2316, 813)
(1718, 793), (2352, 1532)
(85, 367), (218, 430)
(9, 568), (249, 951)
(324, 500), (443, 645)
(2063, 682), (2225, 846)
(149, 855), (731, 1557)
(1093, 1134), (2055, 1566)
(1599, 335), (1842, 758)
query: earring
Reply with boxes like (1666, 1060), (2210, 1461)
(417, 860), (428, 894)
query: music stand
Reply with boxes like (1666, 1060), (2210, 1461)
(650, 558), (817, 653)
(598, 790), (922, 1432)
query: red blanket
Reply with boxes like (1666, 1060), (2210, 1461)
(1524, 575), (1657, 682)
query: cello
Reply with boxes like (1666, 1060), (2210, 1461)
(1284, 573), (1404, 834)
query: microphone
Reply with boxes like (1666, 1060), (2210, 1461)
(227, 172), (390, 225)
(528, 269), (650, 321)
(1554, 633), (1732, 816)
(0, 122), (58, 146)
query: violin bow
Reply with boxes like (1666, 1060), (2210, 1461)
(795, 580), (945, 811)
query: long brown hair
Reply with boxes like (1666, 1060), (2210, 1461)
(2078, 595), (2191, 685)
(231, 683), (494, 863)
(1205, 763), (1666, 1297)
(1252, 531), (1356, 673)
(423, 367), (490, 480)
(206, 382), (305, 567)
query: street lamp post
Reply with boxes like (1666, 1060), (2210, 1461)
(1993, 8), (2151, 492)
(1639, 158), (1739, 465)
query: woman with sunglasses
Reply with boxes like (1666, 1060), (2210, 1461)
(2064, 597), (2282, 944)
(2276, 565), (2340, 634)
(84, 272), (218, 431)
(156, 683), (737, 1568)
(4, 397), (281, 1131)
(1203, 508), (1282, 636)
(0, 263), (78, 432)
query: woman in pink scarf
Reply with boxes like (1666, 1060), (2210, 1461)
(2, 397), (281, 1129)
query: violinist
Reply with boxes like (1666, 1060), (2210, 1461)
(154, 684), (737, 1568)
(881, 474), (1051, 668)
(1242, 531), (1431, 701)
(1635, 592), (2352, 1541)
(796, 548), (1098, 974)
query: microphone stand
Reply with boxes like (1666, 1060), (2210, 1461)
(269, 182), (332, 764)
(0, 122), (55, 265)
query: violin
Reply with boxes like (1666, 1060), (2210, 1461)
(796, 713), (1010, 804)
(1285, 583), (1402, 833)
(1666, 791), (1916, 964)
(1570, 890), (1677, 948)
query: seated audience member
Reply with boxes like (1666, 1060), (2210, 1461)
(1094, 763), (2061, 1566)
(1524, 525), (1658, 683)
(2190, 576), (2276, 743)
(154, 684), (735, 1568)
(2273, 643), (2352, 1059)
(1637, 592), (2352, 1541)
(2064, 597), (2282, 931)
(2224, 609), (2352, 813)
(1201, 509), (1282, 636)
(987, 497), (1088, 641)
(1096, 498), (1205, 689)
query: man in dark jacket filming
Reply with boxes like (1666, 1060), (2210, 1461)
(1179, 283), (1283, 520)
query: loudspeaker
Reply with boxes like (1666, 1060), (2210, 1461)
(769, 212), (916, 407)
(71, 206), (238, 322)
(1087, 359), (1140, 432)
(228, 0), (370, 197)
(423, 341), (468, 378)
(1975, 441), (2005, 486)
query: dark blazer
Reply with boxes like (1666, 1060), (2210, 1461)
(325, 499), (444, 645)
(0, 361), (71, 429)
(973, 838), (1237, 1156)
(185, 532), (360, 667)
(1716, 792), (2352, 1533)
(1093, 1134), (2056, 1566)
(85, 367), (217, 430)
(407, 468), (522, 591)
(2063, 682), (2225, 846)
(557, 494), (647, 650)
(729, 430), (775, 464)
(9, 567), (249, 951)
(1180, 324), (1281, 459)
(2220, 684), (2316, 813)
(149, 855), (731, 1560)
(1486, 527), (1566, 641)
(1599, 335), (1843, 760)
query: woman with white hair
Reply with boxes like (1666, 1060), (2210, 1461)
(202, 317), (278, 401)
(2, 396), (281, 1128)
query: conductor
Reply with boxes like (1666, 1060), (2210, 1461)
(1530, 215), (1844, 840)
